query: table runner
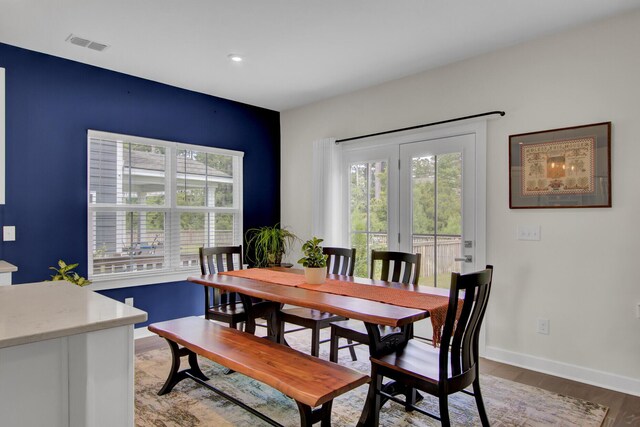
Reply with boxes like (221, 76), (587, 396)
(218, 269), (454, 345)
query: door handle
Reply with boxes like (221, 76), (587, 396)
(455, 255), (472, 263)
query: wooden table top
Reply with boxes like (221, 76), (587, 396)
(188, 268), (451, 328)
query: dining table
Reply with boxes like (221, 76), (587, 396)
(188, 267), (452, 426)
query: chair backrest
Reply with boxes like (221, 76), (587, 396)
(439, 265), (493, 387)
(370, 250), (421, 285)
(199, 246), (243, 275)
(323, 247), (356, 276)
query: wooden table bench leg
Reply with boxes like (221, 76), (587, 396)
(238, 294), (282, 342)
(158, 339), (209, 395)
(296, 400), (334, 427)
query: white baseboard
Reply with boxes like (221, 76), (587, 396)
(484, 345), (640, 397)
(134, 327), (156, 340)
(135, 316), (207, 340)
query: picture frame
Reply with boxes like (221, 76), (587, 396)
(509, 122), (611, 209)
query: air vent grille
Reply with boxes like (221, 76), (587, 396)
(87, 42), (108, 52)
(66, 34), (109, 52)
(70, 36), (90, 47)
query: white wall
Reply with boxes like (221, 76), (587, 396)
(281, 11), (640, 395)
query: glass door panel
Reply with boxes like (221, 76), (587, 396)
(400, 134), (475, 287)
(349, 160), (388, 277)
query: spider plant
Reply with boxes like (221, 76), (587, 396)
(245, 224), (298, 267)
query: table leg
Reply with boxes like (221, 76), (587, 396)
(238, 294), (281, 342)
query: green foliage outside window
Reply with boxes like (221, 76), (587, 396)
(348, 154), (462, 280)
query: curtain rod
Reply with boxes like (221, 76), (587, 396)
(335, 110), (505, 144)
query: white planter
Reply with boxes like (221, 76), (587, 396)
(304, 267), (326, 285)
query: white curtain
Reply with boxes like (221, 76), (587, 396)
(311, 138), (343, 246)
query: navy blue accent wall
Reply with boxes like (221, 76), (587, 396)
(0, 43), (280, 326)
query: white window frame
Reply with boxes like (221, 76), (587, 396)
(86, 130), (243, 290)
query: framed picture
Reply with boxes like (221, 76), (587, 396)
(509, 122), (611, 209)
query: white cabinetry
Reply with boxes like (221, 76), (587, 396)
(0, 260), (17, 285)
(0, 282), (147, 427)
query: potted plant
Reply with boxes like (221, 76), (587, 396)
(245, 224), (298, 267)
(298, 237), (328, 284)
(48, 260), (92, 286)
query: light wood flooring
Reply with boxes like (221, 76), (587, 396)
(136, 335), (640, 426)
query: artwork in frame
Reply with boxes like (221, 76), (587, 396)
(509, 122), (611, 209)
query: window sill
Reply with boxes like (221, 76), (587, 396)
(86, 269), (200, 291)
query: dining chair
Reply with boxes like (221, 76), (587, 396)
(329, 249), (421, 362)
(199, 246), (248, 329)
(364, 265), (493, 427)
(278, 247), (358, 358)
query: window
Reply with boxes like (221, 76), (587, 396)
(88, 130), (243, 281)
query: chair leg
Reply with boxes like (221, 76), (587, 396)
(329, 329), (339, 363)
(473, 378), (490, 427)
(438, 394), (451, 427)
(311, 326), (320, 357)
(279, 320), (286, 345)
(347, 339), (358, 361)
(404, 387), (416, 412)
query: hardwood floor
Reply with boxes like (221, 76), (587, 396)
(479, 358), (640, 426)
(136, 335), (640, 426)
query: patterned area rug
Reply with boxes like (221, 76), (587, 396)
(135, 330), (608, 427)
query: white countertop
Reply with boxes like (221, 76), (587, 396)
(0, 281), (147, 349)
(0, 260), (17, 273)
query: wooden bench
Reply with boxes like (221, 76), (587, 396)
(148, 316), (369, 427)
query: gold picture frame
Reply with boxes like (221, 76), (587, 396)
(509, 122), (611, 209)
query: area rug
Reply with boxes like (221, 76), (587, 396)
(135, 331), (607, 426)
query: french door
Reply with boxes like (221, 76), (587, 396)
(399, 134), (476, 287)
(344, 131), (480, 287)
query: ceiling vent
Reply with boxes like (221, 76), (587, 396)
(65, 34), (109, 52)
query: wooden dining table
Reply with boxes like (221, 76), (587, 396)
(188, 267), (451, 425)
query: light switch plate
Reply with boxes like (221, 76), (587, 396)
(517, 225), (541, 241)
(3, 226), (15, 242)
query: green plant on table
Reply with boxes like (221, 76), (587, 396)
(297, 237), (328, 268)
(245, 224), (298, 267)
(49, 260), (92, 287)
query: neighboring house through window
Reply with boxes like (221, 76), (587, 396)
(88, 130), (243, 283)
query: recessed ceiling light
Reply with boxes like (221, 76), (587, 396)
(228, 54), (243, 63)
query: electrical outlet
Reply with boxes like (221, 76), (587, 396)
(517, 225), (541, 241)
(125, 297), (134, 306)
(536, 318), (550, 335)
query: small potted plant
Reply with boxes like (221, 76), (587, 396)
(245, 223), (298, 267)
(48, 260), (92, 286)
(298, 237), (328, 284)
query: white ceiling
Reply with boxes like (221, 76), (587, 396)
(1, 1), (639, 112)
